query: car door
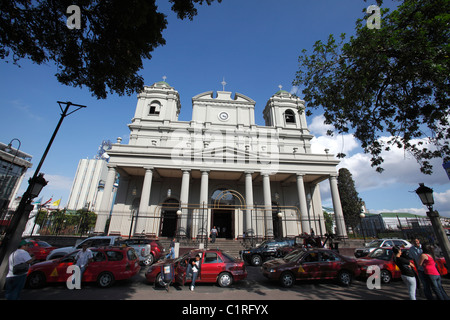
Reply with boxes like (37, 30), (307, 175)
(318, 251), (342, 278)
(82, 250), (107, 281)
(295, 251), (322, 280)
(200, 251), (225, 282)
(175, 253), (190, 285)
(52, 252), (77, 282)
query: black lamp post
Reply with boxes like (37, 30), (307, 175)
(0, 101), (86, 288)
(415, 183), (450, 267)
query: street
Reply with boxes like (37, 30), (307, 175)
(4, 264), (450, 301)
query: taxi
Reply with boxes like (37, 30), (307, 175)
(357, 247), (448, 284)
(261, 248), (360, 287)
(26, 246), (140, 288)
(145, 249), (247, 288)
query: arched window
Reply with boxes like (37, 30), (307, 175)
(285, 109), (296, 124)
(149, 101), (161, 115)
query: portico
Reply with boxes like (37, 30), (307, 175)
(94, 81), (347, 240)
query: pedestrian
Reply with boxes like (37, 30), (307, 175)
(210, 226), (218, 243)
(392, 246), (417, 300)
(74, 243), (93, 285)
(186, 254), (201, 291)
(166, 238), (176, 259)
(409, 238), (432, 300)
(418, 244), (449, 300)
(5, 240), (34, 300)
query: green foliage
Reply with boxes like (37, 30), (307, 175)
(0, 0), (221, 99)
(36, 208), (97, 235)
(293, 0), (449, 174)
(337, 168), (363, 230)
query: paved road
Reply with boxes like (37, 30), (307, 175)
(5, 264), (450, 301)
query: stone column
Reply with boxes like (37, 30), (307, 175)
(296, 173), (310, 233)
(179, 169), (190, 238)
(329, 174), (347, 237)
(135, 167), (153, 235)
(199, 170), (209, 239)
(94, 165), (116, 234)
(262, 173), (274, 239)
(245, 171), (254, 236)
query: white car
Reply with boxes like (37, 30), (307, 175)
(46, 236), (122, 260)
(354, 238), (412, 258)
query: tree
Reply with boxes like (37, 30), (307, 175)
(293, 0), (449, 174)
(337, 168), (363, 233)
(0, 0), (221, 99)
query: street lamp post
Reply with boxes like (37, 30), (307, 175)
(0, 101), (86, 288)
(415, 183), (450, 267)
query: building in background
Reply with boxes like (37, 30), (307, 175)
(0, 141), (33, 219)
(67, 158), (110, 212)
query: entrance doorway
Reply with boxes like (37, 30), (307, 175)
(212, 209), (233, 239)
(160, 199), (179, 238)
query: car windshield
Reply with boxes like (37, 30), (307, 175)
(284, 250), (307, 262)
(368, 248), (393, 261)
(36, 241), (52, 247)
(366, 240), (383, 248)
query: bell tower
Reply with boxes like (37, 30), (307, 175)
(133, 79), (181, 122)
(263, 86), (308, 133)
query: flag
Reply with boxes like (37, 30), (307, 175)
(52, 199), (61, 207)
(32, 197), (43, 205)
(42, 197), (52, 207)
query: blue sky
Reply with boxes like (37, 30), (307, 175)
(1, 0), (449, 216)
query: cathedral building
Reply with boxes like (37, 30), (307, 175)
(93, 80), (347, 240)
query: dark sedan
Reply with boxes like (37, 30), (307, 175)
(261, 248), (360, 287)
(146, 249), (247, 288)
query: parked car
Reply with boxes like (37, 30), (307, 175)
(121, 238), (165, 265)
(46, 236), (122, 260)
(146, 249), (247, 288)
(354, 239), (412, 258)
(240, 238), (295, 266)
(357, 247), (448, 284)
(276, 235), (323, 257)
(27, 246), (140, 288)
(261, 248), (360, 287)
(24, 239), (56, 261)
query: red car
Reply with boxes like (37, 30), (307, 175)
(26, 246), (141, 288)
(145, 249), (247, 288)
(25, 239), (56, 261)
(261, 248), (360, 287)
(357, 247), (448, 284)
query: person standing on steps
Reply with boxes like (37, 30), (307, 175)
(210, 226), (218, 243)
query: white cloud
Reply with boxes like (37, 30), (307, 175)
(309, 114), (450, 217)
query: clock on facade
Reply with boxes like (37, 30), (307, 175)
(218, 111), (229, 121)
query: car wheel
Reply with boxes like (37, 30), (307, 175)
(27, 271), (46, 289)
(280, 271), (295, 288)
(217, 272), (233, 287)
(97, 272), (115, 288)
(380, 269), (391, 284)
(155, 273), (166, 287)
(251, 254), (262, 266)
(144, 254), (154, 266)
(337, 270), (352, 286)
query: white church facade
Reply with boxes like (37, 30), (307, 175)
(93, 81), (347, 240)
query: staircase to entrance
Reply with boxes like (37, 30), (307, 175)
(158, 238), (246, 259)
